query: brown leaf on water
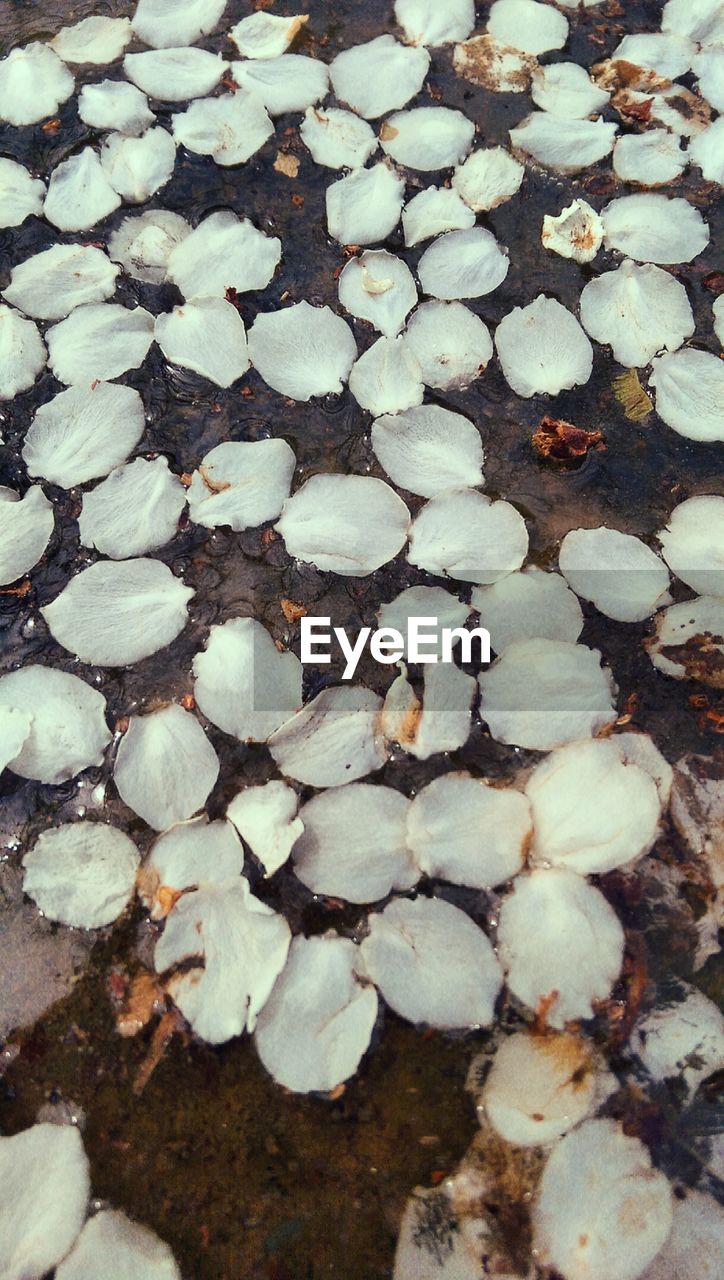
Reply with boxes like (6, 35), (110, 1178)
(116, 971), (166, 1039)
(133, 1007), (185, 1095)
(532, 416), (605, 462)
(613, 369), (653, 421)
(280, 598), (307, 623)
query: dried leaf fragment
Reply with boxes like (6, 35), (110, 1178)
(613, 369), (653, 421)
(274, 150), (300, 178)
(533, 416), (604, 463)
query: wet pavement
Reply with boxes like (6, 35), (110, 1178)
(0, 1), (723, 1276)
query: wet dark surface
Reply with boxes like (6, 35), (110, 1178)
(1, 1), (723, 1277)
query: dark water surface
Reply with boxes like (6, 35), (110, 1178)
(1, 1), (723, 1277)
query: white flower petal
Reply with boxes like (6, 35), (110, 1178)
(380, 106), (475, 171)
(615, 731), (673, 807)
(526, 737), (662, 875)
(649, 348), (724, 442)
(383, 662), (476, 760)
(167, 210), (280, 300)
(454, 33), (537, 93)
(0, 158), (44, 228)
(47, 303), (154, 384)
(479, 1031), (600, 1146)
(408, 772), (530, 888)
(662, 0), (724, 44)
(132, 0), (226, 49)
(300, 104), (377, 169)
(255, 934), (378, 1093)
(613, 32), (694, 79)
(372, 403), (483, 497)
(541, 198), (603, 263)
(56, 1210), (180, 1280)
(23, 822), (139, 928)
(114, 704), (219, 830)
(488, 0), (568, 55)
(0, 305), (46, 398)
(23, 382), (145, 489)
(418, 227), (509, 300)
(498, 869), (624, 1026)
(613, 129), (688, 186)
(124, 47), (223, 100)
(693, 44), (724, 112)
(41, 558), (194, 667)
(533, 1120), (672, 1280)
(78, 80), (154, 135)
(49, 16), (132, 65)
(0, 485), (53, 585)
(0, 706), (32, 777)
(360, 896), (502, 1028)
(293, 783), (416, 902)
(330, 34), (429, 119)
(394, 1184), (497, 1280)
(402, 185), (475, 246)
(230, 12), (308, 59)
(658, 495), (724, 598)
(640, 1190), (724, 1280)
(339, 250), (417, 337)
(531, 61), (610, 119)
(452, 146), (524, 211)
(602, 194), (709, 264)
(139, 816), (244, 918)
(0, 1124), (89, 1280)
(100, 127), (176, 202)
(647, 85), (711, 139)
(172, 90), (274, 165)
(268, 685), (388, 787)
(231, 54), (328, 116)
(631, 984), (724, 1099)
(395, 0), (475, 47)
(193, 617), (302, 741)
(276, 473), (409, 574)
(559, 526), (671, 623)
(511, 113), (617, 172)
(377, 585), (470, 658)
(108, 209), (190, 284)
(479, 638), (617, 750)
(580, 260), (694, 367)
(348, 335), (424, 416)
(44, 147), (121, 232)
(326, 162), (404, 245)
(0, 665), (110, 784)
(251, 302), (356, 399)
(646, 595), (724, 685)
(472, 568), (583, 652)
(187, 439), (294, 531)
(495, 295), (593, 397)
(689, 117), (724, 184)
(409, 488), (527, 584)
(155, 878), (291, 1043)
(226, 781), (302, 878)
(403, 299), (493, 388)
(155, 297), (249, 387)
(0, 43), (74, 125)
(2, 243), (118, 320)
